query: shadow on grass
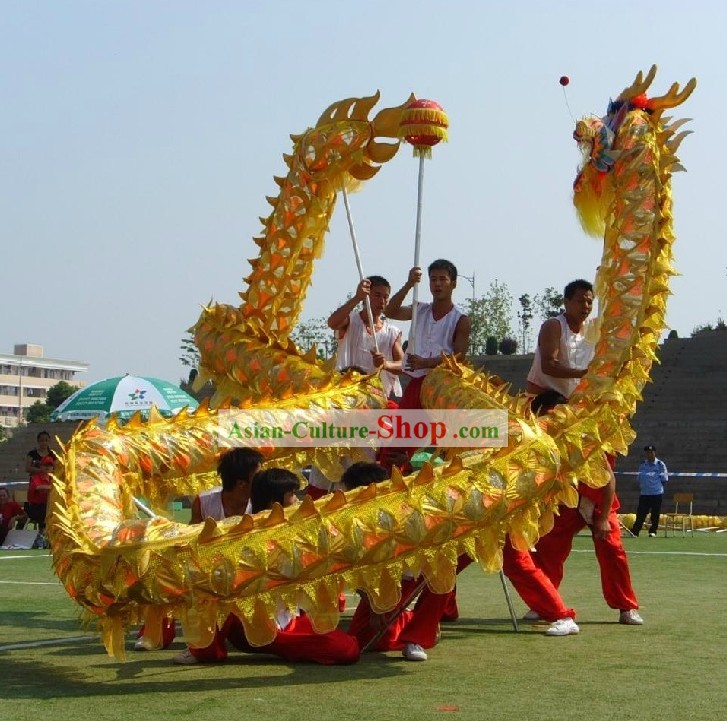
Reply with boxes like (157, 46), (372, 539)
(2, 610), (83, 633)
(2, 641), (410, 700)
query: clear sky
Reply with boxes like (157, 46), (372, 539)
(2, 1), (724, 385)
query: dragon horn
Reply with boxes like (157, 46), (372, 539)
(617, 64), (657, 102)
(647, 77), (697, 113)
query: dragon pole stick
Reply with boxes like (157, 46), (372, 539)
(341, 185), (379, 353)
(407, 154), (425, 355)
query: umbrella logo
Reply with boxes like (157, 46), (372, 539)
(129, 389), (147, 401)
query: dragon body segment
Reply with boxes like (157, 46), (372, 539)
(48, 68), (695, 659)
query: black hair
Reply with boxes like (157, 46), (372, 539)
(367, 275), (390, 290)
(428, 259), (457, 281)
(531, 390), (567, 416)
(563, 279), (593, 300)
(217, 448), (264, 492)
(37, 431), (50, 441)
(341, 462), (389, 490)
(250, 468), (300, 513)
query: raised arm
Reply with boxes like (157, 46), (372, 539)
(328, 279), (369, 332)
(385, 267), (422, 321)
(537, 318), (588, 379)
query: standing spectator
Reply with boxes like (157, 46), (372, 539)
(631, 444), (669, 537)
(26, 456), (54, 546)
(25, 431), (58, 477)
(0, 486), (27, 546)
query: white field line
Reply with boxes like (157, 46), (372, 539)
(571, 549), (727, 558)
(0, 554), (51, 560)
(0, 580), (59, 585)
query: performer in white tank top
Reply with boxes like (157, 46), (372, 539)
(526, 280), (595, 399)
(335, 311), (402, 396)
(198, 487), (253, 518)
(404, 301), (463, 379)
(384, 260), (471, 409)
(327, 275), (404, 399)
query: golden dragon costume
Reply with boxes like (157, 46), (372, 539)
(48, 67), (695, 660)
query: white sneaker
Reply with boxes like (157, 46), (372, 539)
(134, 636), (161, 651)
(648, 532), (657, 537)
(522, 609), (542, 622)
(545, 618), (580, 636)
(173, 648), (199, 665)
(402, 643), (428, 661)
(619, 609), (644, 625)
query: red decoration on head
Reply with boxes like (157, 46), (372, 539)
(559, 76), (570, 87)
(398, 98), (449, 158)
(631, 93), (649, 110)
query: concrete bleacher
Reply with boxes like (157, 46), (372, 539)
(0, 422), (82, 498)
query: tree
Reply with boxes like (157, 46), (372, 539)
(179, 330), (200, 370)
(46, 381), (77, 410)
(466, 280), (514, 355)
(23, 381), (79, 424)
(290, 317), (337, 359)
(27, 400), (51, 424)
(534, 287), (563, 320)
(517, 293), (534, 353)
(499, 337), (518, 355)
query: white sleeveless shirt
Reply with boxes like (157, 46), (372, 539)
(527, 313), (595, 398)
(404, 302), (463, 379)
(198, 487), (290, 628)
(335, 311), (402, 397)
(198, 487), (252, 519)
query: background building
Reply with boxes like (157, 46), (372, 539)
(0, 344), (89, 429)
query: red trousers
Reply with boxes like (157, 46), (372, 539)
(137, 618), (177, 649)
(502, 539), (575, 621)
(349, 577), (444, 651)
(189, 612), (359, 665)
(399, 376), (424, 409)
(350, 556), (472, 651)
(533, 505), (639, 611)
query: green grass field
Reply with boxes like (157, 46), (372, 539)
(2, 532), (726, 721)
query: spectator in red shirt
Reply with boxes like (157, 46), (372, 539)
(26, 455), (54, 532)
(0, 485), (26, 545)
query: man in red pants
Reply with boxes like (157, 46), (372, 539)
(174, 468), (359, 665)
(341, 462), (446, 661)
(528, 391), (643, 626)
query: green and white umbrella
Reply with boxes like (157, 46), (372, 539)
(50, 374), (199, 422)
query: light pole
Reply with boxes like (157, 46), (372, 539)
(16, 354), (25, 427)
(458, 273), (476, 354)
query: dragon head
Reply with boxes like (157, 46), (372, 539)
(572, 65), (696, 238)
